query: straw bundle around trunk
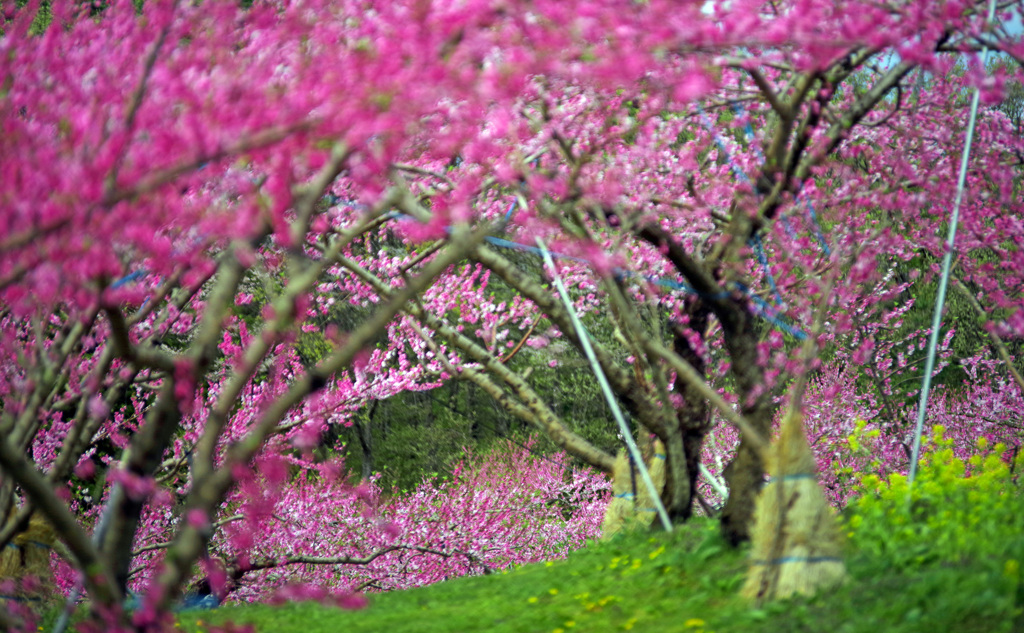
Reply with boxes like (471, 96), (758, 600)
(741, 413), (845, 602)
(601, 440), (666, 538)
(1, 512), (57, 603)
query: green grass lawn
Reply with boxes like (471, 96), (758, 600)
(180, 518), (1023, 633)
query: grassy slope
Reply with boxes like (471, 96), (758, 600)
(183, 519), (1022, 633)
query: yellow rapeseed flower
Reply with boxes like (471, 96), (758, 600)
(684, 618), (706, 628)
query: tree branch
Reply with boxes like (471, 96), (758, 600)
(953, 277), (1024, 394)
(471, 243), (668, 435)
(153, 221), (496, 611)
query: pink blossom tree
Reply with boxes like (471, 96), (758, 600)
(1, 0), (1023, 630)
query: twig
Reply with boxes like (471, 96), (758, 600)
(952, 277), (1024, 395)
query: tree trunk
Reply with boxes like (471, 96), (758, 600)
(665, 302), (712, 522)
(354, 402), (376, 480)
(718, 306), (776, 545)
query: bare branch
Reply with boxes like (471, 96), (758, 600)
(103, 304), (176, 372)
(746, 67), (790, 119)
(234, 544), (495, 578)
(101, 122), (312, 208)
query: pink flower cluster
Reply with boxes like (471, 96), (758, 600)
(52, 442), (608, 604)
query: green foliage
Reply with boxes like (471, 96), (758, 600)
(296, 329), (332, 367)
(847, 425), (1024, 571)
(339, 367), (617, 492)
(369, 399), (477, 491)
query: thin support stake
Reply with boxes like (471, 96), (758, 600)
(908, 0), (998, 488)
(699, 463), (729, 501)
(536, 238), (673, 532)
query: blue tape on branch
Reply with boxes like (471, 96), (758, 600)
(752, 556), (843, 566)
(803, 196), (831, 256)
(5, 540), (51, 550)
(1, 594), (42, 603)
(750, 234), (783, 306)
(734, 101), (766, 164)
(5, 541), (50, 550)
(698, 104), (753, 185)
(766, 473), (817, 482)
(794, 181), (831, 256)
(749, 296), (806, 340)
(324, 194), (370, 211)
(111, 270), (147, 289)
(614, 492), (636, 499)
(734, 282), (806, 340)
(779, 214), (798, 240)
(483, 235), (590, 264)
